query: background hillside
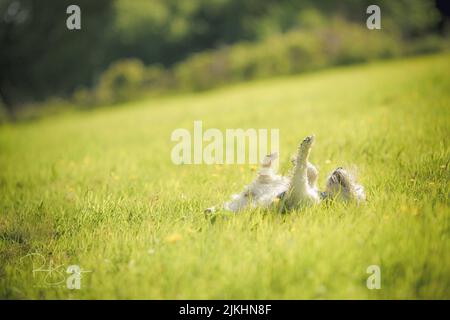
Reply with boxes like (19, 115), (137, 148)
(1, 54), (449, 299)
(0, 0), (449, 117)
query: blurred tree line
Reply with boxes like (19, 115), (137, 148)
(0, 0), (449, 115)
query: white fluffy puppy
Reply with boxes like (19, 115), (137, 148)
(206, 135), (366, 213)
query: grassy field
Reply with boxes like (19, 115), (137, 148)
(0, 53), (449, 299)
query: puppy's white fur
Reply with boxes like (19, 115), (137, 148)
(223, 153), (290, 212)
(283, 135), (321, 209)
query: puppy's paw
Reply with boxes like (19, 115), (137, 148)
(300, 135), (315, 150)
(296, 135), (315, 160)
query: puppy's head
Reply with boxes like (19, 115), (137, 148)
(325, 167), (366, 203)
(325, 167), (352, 197)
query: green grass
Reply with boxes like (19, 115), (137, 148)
(0, 53), (449, 299)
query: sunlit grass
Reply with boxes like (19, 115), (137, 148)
(0, 53), (449, 299)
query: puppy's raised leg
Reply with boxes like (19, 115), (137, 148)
(284, 136), (320, 210)
(290, 155), (319, 189)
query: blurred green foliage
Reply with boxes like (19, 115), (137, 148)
(0, 0), (448, 112)
(91, 18), (445, 105)
(173, 18), (401, 91)
(0, 0), (113, 112)
(95, 59), (146, 104)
